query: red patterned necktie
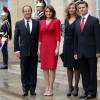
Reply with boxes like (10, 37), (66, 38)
(81, 17), (85, 32)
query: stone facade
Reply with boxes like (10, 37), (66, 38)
(49, 0), (96, 23)
(8, 0), (35, 32)
(8, 0), (97, 25)
(0, 0), (97, 34)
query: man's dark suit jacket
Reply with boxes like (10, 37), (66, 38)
(14, 19), (39, 56)
(74, 15), (100, 58)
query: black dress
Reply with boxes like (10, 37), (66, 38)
(63, 18), (79, 68)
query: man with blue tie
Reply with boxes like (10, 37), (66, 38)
(74, 1), (100, 99)
(14, 5), (39, 96)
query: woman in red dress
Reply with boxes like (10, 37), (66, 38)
(39, 5), (61, 96)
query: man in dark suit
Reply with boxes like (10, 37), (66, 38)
(14, 5), (39, 96)
(74, 1), (100, 99)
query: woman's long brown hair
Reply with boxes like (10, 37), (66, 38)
(65, 2), (78, 19)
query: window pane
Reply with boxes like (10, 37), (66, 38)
(98, 0), (100, 9)
(98, 10), (100, 19)
(96, 0), (100, 19)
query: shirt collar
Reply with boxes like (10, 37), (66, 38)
(82, 13), (89, 20)
(24, 18), (32, 23)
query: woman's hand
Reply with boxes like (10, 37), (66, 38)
(38, 49), (40, 55)
(38, 42), (41, 55)
(55, 47), (59, 56)
(55, 41), (60, 56)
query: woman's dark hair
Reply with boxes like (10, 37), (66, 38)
(44, 5), (56, 19)
(65, 2), (78, 19)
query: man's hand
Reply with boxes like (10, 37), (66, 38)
(55, 47), (59, 56)
(74, 54), (78, 60)
(96, 53), (100, 58)
(16, 51), (21, 59)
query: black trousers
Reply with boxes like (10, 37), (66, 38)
(79, 57), (97, 95)
(1, 43), (8, 65)
(20, 54), (38, 92)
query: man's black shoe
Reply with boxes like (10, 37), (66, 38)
(86, 94), (96, 99)
(22, 91), (28, 96)
(79, 94), (87, 99)
(30, 91), (36, 96)
(0, 65), (8, 69)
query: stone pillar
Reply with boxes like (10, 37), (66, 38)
(7, 0), (18, 43)
(86, 0), (96, 16)
(49, 0), (74, 23)
(67, 0), (73, 4)
(50, 0), (73, 23)
(8, 0), (35, 42)
(8, 0), (35, 31)
(16, 0), (35, 19)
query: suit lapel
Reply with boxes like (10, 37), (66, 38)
(22, 19), (27, 32)
(83, 15), (90, 31)
(78, 18), (81, 32)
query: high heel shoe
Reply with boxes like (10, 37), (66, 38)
(67, 86), (73, 96)
(43, 89), (49, 96)
(72, 87), (79, 97)
(46, 89), (53, 96)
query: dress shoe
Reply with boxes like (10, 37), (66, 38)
(46, 89), (53, 96)
(30, 90), (36, 96)
(0, 65), (8, 69)
(43, 89), (49, 96)
(67, 86), (73, 96)
(30, 92), (36, 96)
(86, 94), (96, 99)
(22, 91), (28, 96)
(79, 94), (87, 99)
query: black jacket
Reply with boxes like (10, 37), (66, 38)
(14, 19), (39, 56)
(74, 15), (100, 58)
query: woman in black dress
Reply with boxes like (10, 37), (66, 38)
(63, 2), (80, 96)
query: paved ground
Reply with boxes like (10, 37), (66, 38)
(0, 68), (100, 100)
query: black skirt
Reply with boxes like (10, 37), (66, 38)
(63, 45), (79, 68)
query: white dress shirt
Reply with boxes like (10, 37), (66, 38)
(24, 18), (32, 33)
(81, 13), (89, 24)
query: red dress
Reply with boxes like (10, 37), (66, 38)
(39, 18), (61, 70)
